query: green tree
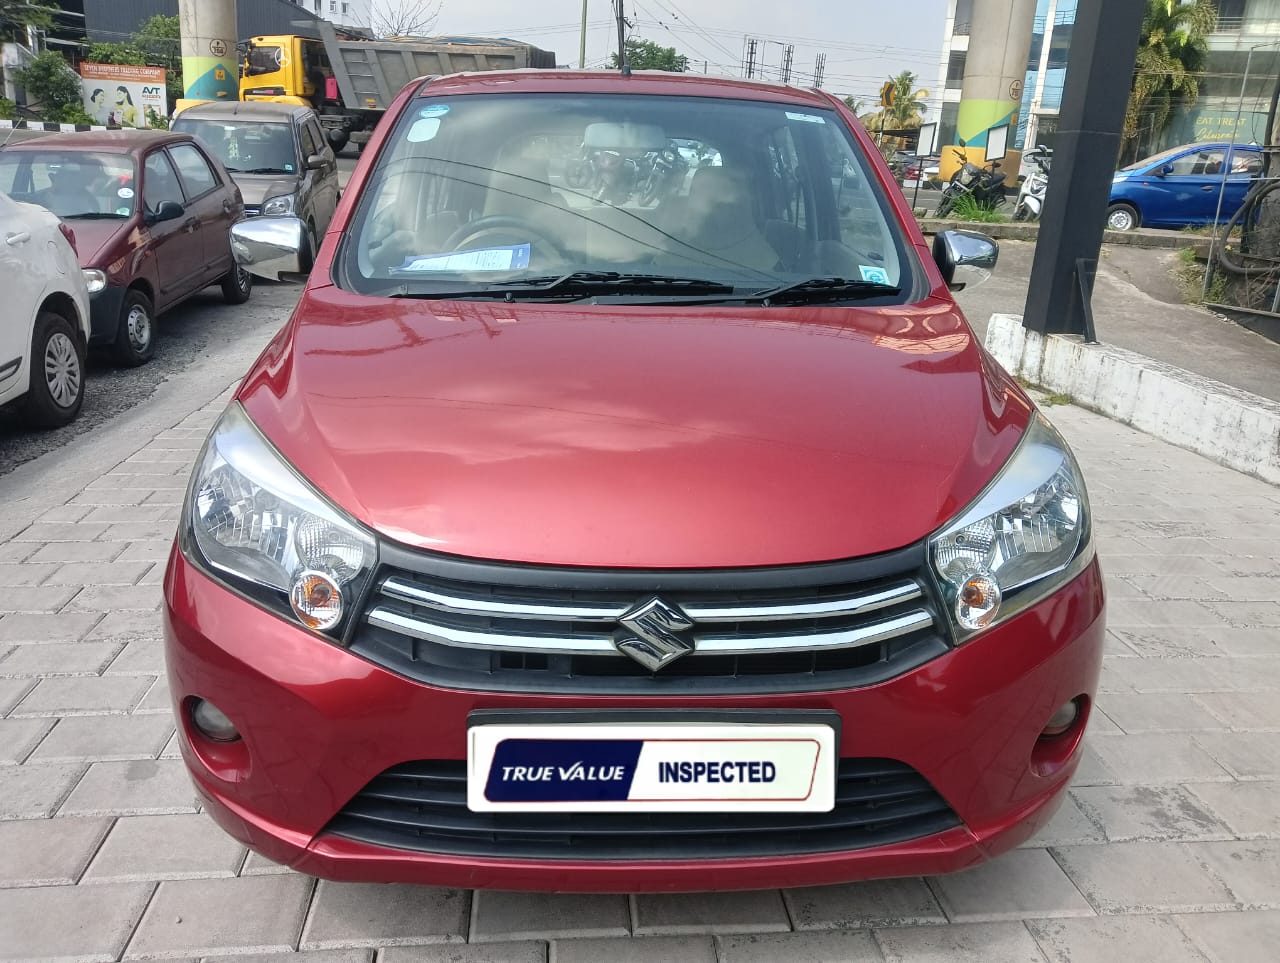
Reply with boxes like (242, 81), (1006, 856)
(14, 49), (85, 123)
(0, 0), (54, 41)
(608, 38), (689, 72)
(1124, 0), (1217, 160)
(856, 71), (929, 134)
(87, 14), (183, 108)
(841, 95), (866, 115)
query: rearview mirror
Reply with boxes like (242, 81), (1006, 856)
(231, 215), (305, 281)
(584, 122), (667, 153)
(933, 229), (998, 292)
(150, 200), (184, 223)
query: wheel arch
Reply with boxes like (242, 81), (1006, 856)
(39, 291), (85, 346)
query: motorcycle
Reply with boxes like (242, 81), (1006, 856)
(935, 144), (1008, 217)
(1012, 145), (1053, 222)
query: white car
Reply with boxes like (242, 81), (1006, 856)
(0, 191), (91, 428)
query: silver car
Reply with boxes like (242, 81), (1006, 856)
(172, 101), (340, 268)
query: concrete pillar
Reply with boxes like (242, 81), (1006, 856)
(176, 0), (238, 112)
(941, 0), (1036, 180)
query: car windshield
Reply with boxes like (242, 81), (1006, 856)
(174, 119), (298, 174)
(0, 150), (138, 218)
(339, 93), (910, 301)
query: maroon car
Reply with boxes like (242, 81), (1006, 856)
(0, 130), (251, 366)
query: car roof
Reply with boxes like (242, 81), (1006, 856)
(3, 129), (192, 154)
(413, 69), (839, 109)
(174, 101), (312, 122)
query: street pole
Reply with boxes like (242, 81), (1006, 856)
(1022, 0), (1145, 337)
(615, 0), (629, 74)
(176, 0), (238, 113)
(579, 0), (587, 69)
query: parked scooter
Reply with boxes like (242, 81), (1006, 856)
(1012, 145), (1053, 222)
(935, 143), (1008, 217)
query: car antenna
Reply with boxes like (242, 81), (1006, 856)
(615, 0), (631, 76)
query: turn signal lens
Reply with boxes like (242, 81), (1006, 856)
(289, 569), (343, 630)
(955, 568), (1001, 630)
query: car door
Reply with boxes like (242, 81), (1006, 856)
(142, 149), (205, 308)
(1222, 146), (1263, 220)
(300, 115), (339, 233)
(167, 141), (236, 282)
(0, 194), (43, 403)
(1166, 147), (1230, 225)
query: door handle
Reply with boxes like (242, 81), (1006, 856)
(222, 200), (233, 214)
(1202, 185), (1215, 191)
(182, 217), (199, 232)
(4, 231), (31, 246)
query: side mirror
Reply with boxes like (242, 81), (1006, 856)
(1159, 164), (1174, 177)
(933, 229), (998, 292)
(149, 200), (184, 223)
(305, 153), (327, 171)
(231, 215), (305, 281)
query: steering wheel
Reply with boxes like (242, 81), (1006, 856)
(443, 216), (565, 261)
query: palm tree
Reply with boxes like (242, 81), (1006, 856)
(858, 71), (929, 137)
(1124, 0), (1217, 161)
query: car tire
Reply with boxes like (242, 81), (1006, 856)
(21, 309), (86, 429)
(1106, 203), (1139, 232)
(300, 222), (318, 273)
(1012, 203), (1028, 222)
(936, 193), (955, 218)
(112, 289), (156, 367)
(221, 265), (253, 304)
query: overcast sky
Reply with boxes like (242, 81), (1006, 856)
(433, 0), (949, 109)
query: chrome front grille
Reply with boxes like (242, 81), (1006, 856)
(349, 544), (949, 694)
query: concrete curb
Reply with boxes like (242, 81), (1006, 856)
(985, 313), (1280, 485)
(917, 218), (1212, 253)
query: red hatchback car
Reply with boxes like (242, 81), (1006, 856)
(164, 71), (1104, 892)
(0, 131), (251, 366)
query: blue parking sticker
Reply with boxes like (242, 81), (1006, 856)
(859, 265), (890, 284)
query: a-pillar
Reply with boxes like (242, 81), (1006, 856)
(176, 0), (238, 113)
(942, 0), (1037, 181)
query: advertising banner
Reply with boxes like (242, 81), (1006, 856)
(80, 63), (167, 128)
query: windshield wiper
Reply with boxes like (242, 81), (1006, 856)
(742, 277), (901, 305)
(239, 167), (293, 175)
(62, 212), (127, 219)
(388, 271), (736, 301)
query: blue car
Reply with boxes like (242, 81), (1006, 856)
(1107, 142), (1263, 231)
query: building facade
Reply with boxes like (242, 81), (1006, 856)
(930, 0), (1280, 161)
(290, 0), (373, 31)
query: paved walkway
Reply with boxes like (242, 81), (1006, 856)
(0, 387), (1277, 962)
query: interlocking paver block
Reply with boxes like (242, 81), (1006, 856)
(873, 920), (1045, 962)
(204, 951), (374, 963)
(106, 638), (165, 675)
(60, 759), (198, 816)
(0, 761), (83, 817)
(44, 560), (155, 586)
(26, 541), (123, 563)
(99, 522), (179, 542)
(1027, 915), (1208, 963)
(469, 890), (627, 942)
(300, 882), (469, 948)
(784, 877), (947, 930)
(135, 676), (174, 714)
(0, 716), (54, 763)
(631, 889), (789, 935)
(1174, 909), (1280, 963)
(0, 611), (104, 644)
(90, 610), (165, 641)
(1200, 601), (1280, 627)
(1087, 733), (1231, 784)
(0, 881), (154, 963)
(125, 874), (314, 958)
(927, 848), (1094, 922)
(0, 815), (112, 887)
(1194, 692), (1280, 730)
(67, 584), (163, 612)
(31, 714), (175, 763)
(82, 505), (178, 525)
(1191, 840), (1280, 909)
(549, 935), (716, 963)
(83, 813), (245, 882)
(1108, 628), (1229, 659)
(717, 929), (884, 962)
(0, 677), (34, 716)
(1192, 732), (1280, 780)
(1022, 795), (1107, 849)
(1106, 600), (1226, 629)
(11, 522), (110, 542)
(116, 540), (176, 562)
(1053, 841), (1238, 914)
(0, 584), (79, 612)
(1184, 782), (1280, 838)
(13, 674), (152, 717)
(1097, 693), (1226, 733)
(1071, 786), (1234, 843)
(0, 641), (124, 677)
(0, 562), (58, 585)
(239, 851), (291, 876)
(381, 944), (545, 963)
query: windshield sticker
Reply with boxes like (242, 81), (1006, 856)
(420, 104), (450, 118)
(117, 187), (134, 199)
(116, 206), (131, 216)
(785, 111), (826, 124)
(407, 117), (442, 143)
(859, 265), (890, 284)
(284, 163), (295, 172)
(398, 244), (532, 273)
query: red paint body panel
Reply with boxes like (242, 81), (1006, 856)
(164, 548), (1104, 892)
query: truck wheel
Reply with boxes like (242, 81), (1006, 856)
(22, 309), (86, 429)
(327, 129), (349, 152)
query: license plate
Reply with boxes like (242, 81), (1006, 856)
(467, 722), (836, 813)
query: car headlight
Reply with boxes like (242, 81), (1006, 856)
(184, 403), (376, 636)
(261, 194), (295, 215)
(929, 415), (1092, 639)
(82, 269), (107, 294)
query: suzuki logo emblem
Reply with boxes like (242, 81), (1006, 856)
(616, 597), (695, 671)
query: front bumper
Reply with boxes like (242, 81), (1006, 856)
(163, 547), (1105, 892)
(87, 285), (127, 345)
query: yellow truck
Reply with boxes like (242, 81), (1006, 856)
(240, 21), (556, 151)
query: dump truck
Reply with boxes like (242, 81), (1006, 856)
(240, 20), (557, 151)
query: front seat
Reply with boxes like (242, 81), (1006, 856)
(674, 167), (781, 275)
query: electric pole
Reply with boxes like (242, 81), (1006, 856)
(780, 44), (794, 84)
(615, 0), (629, 74)
(744, 38), (757, 79)
(580, 0), (587, 69)
(813, 53), (826, 88)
